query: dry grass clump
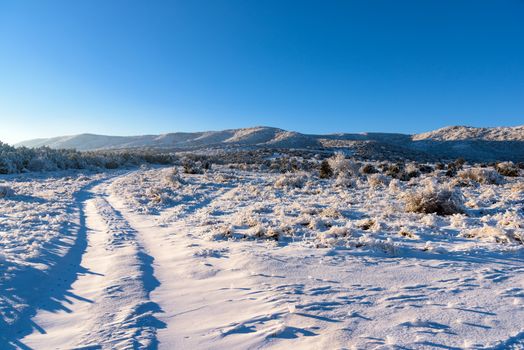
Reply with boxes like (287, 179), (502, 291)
(334, 174), (357, 188)
(0, 185), (14, 198)
(316, 226), (350, 247)
(462, 226), (521, 244)
(398, 227), (419, 239)
(356, 218), (376, 230)
(403, 181), (465, 216)
(511, 182), (524, 194)
(274, 172), (308, 188)
(457, 168), (503, 185)
(495, 162), (520, 177)
(163, 168), (184, 187)
(320, 207), (342, 218)
(367, 174), (391, 188)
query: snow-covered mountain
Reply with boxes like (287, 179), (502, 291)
(413, 125), (524, 141)
(16, 127), (321, 151)
(15, 125), (524, 161)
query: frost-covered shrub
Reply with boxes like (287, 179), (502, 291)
(359, 163), (377, 175)
(334, 174), (356, 188)
(356, 235), (399, 255)
(405, 163), (421, 179)
(462, 226), (519, 244)
(493, 210), (524, 230)
(163, 168), (184, 187)
(403, 181), (465, 216)
(0, 141), (176, 174)
(320, 207), (342, 219)
(319, 160), (333, 179)
(274, 172), (308, 188)
(183, 159), (204, 174)
(327, 153), (351, 176)
(368, 174), (390, 188)
(385, 163), (402, 177)
(0, 185), (14, 198)
(449, 214), (467, 228)
(495, 162), (520, 177)
(457, 168), (503, 185)
(316, 226), (350, 247)
(355, 218), (373, 230)
(388, 178), (401, 193)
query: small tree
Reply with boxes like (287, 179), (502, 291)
(319, 160), (333, 179)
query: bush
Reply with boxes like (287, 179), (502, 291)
(367, 174), (390, 188)
(405, 163), (421, 179)
(334, 174), (357, 188)
(327, 153), (350, 176)
(319, 160), (333, 179)
(463, 226), (519, 244)
(384, 163), (409, 180)
(0, 141), (177, 174)
(0, 185), (14, 198)
(434, 163), (445, 170)
(164, 168), (184, 187)
(274, 172), (308, 188)
(403, 181), (465, 216)
(418, 164), (434, 174)
(495, 162), (520, 177)
(182, 160), (204, 174)
(457, 168), (503, 185)
(360, 163), (377, 174)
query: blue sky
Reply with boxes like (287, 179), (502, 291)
(0, 0), (523, 144)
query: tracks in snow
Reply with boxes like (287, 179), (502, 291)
(21, 179), (165, 349)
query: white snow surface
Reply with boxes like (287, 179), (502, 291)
(1, 166), (523, 349)
(413, 125), (524, 142)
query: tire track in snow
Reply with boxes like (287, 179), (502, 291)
(20, 177), (165, 349)
(78, 195), (166, 349)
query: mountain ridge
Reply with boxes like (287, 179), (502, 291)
(14, 125), (524, 162)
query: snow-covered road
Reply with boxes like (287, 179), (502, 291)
(21, 180), (164, 349)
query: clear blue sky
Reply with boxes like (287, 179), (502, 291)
(0, 0), (523, 144)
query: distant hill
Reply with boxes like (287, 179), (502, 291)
(15, 125), (524, 162)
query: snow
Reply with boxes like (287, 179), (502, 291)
(413, 125), (524, 142)
(1, 164), (523, 349)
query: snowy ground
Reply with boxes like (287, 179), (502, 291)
(1, 165), (523, 349)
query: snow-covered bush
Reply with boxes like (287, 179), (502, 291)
(0, 185), (14, 198)
(316, 226), (350, 247)
(319, 160), (333, 179)
(359, 163), (377, 175)
(403, 180), (465, 216)
(0, 141), (176, 174)
(457, 168), (503, 185)
(183, 159), (204, 174)
(462, 226), (519, 244)
(163, 167), (184, 188)
(495, 162), (520, 177)
(334, 174), (356, 188)
(405, 163), (421, 179)
(327, 153), (350, 176)
(356, 235), (399, 255)
(368, 174), (390, 188)
(274, 172), (308, 188)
